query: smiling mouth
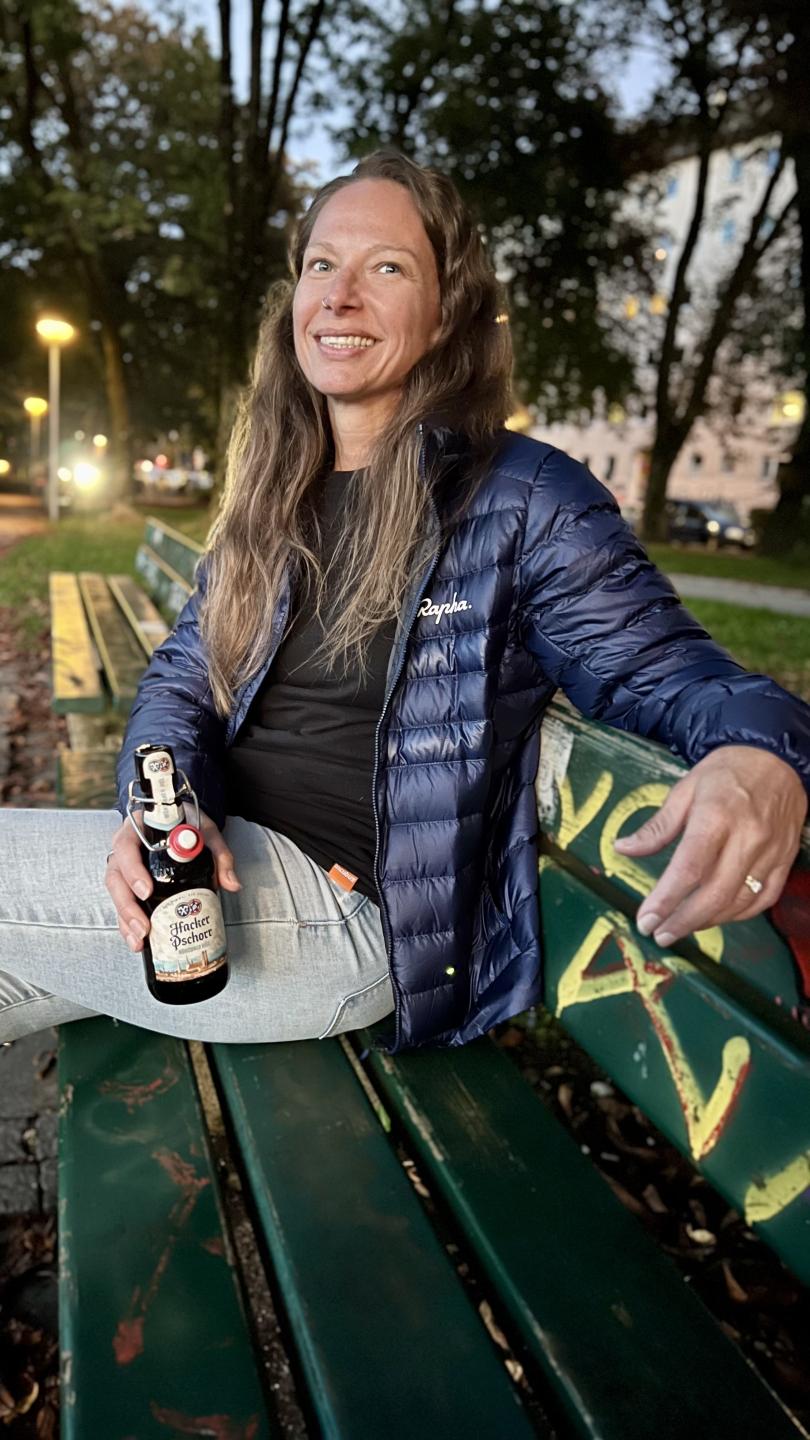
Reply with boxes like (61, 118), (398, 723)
(315, 334), (378, 351)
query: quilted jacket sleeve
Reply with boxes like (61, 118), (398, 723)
(115, 559), (228, 825)
(516, 446), (810, 802)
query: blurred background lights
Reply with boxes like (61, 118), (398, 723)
(73, 461), (101, 489)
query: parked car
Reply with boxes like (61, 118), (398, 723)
(665, 499), (755, 549)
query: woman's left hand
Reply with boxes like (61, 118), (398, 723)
(612, 745), (809, 948)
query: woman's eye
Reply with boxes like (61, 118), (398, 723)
(378, 261), (401, 274)
(311, 259), (332, 272)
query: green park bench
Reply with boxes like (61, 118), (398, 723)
(48, 521), (810, 1436)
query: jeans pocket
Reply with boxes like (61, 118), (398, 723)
(317, 971), (394, 1040)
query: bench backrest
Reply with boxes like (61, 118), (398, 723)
(138, 521), (810, 1282)
(135, 516), (204, 620)
(538, 700), (810, 1284)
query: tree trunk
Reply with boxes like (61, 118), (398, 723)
(99, 322), (132, 501)
(760, 418), (810, 555)
(639, 428), (683, 542)
(760, 17), (810, 556)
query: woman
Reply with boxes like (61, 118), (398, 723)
(2, 151), (809, 1053)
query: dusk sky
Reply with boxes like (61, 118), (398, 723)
(183, 0), (665, 181)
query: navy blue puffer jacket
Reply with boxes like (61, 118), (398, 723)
(117, 428), (810, 1053)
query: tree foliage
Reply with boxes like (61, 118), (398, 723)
(628, 0), (800, 539)
(0, 1), (237, 479)
(327, 0), (655, 419)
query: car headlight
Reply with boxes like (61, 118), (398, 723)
(724, 525), (743, 541)
(706, 519), (721, 533)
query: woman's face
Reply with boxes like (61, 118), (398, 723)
(293, 178), (442, 409)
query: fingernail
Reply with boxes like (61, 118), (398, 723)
(614, 836), (633, 849)
(225, 870), (241, 888)
(134, 881), (150, 900)
(636, 912), (660, 937)
(130, 923), (146, 941)
(126, 934), (139, 952)
(654, 931), (675, 948)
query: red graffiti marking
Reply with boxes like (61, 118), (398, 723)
(202, 1236), (225, 1257)
(151, 1404), (260, 1439)
(99, 1058), (179, 1113)
(112, 1314), (144, 1365)
(154, 1148), (211, 1199)
(770, 869), (810, 1003)
(112, 1150), (210, 1366)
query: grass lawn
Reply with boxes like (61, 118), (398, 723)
(2, 505), (807, 699)
(0, 503), (213, 645)
(646, 543), (810, 591)
(686, 599), (810, 701)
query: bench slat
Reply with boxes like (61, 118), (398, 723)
(538, 701), (810, 1016)
(361, 1034), (800, 1440)
(143, 515), (204, 588)
(49, 572), (105, 715)
(57, 744), (118, 808)
(135, 543), (193, 621)
(539, 859), (810, 1286)
(59, 1019), (274, 1438)
(108, 574), (170, 657)
(209, 1038), (536, 1438)
(78, 572), (149, 712)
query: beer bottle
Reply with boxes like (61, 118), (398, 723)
(131, 742), (229, 1004)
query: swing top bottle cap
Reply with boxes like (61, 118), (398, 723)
(166, 824), (204, 863)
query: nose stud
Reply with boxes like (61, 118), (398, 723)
(321, 296), (331, 309)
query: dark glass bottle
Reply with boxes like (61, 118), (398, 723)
(133, 743), (229, 1005)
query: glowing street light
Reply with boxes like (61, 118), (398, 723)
(35, 316), (76, 521)
(23, 396), (48, 485)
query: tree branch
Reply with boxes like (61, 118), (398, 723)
(262, 0), (290, 160)
(217, 0), (239, 266)
(265, 0), (325, 192)
(681, 170), (796, 435)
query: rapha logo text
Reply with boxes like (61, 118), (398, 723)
(418, 592), (472, 625)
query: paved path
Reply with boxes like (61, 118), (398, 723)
(666, 572), (810, 617)
(0, 492), (47, 553)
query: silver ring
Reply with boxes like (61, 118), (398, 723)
(744, 873), (764, 895)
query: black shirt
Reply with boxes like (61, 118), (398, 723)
(224, 470), (397, 904)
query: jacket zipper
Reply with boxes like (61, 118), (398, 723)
(371, 425), (442, 1053)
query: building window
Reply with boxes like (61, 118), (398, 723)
(761, 456), (777, 481)
(721, 218), (736, 244)
(666, 176), (678, 198)
(721, 454), (735, 474)
(690, 452), (704, 472)
(604, 456), (616, 480)
(729, 155), (743, 183)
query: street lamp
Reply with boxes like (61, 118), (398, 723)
(35, 316), (76, 521)
(23, 396), (48, 492)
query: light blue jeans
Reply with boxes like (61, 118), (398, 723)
(0, 810), (394, 1044)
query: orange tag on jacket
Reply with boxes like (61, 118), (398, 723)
(328, 863), (359, 893)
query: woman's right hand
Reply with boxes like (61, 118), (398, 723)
(105, 810), (242, 952)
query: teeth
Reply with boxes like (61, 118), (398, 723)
(319, 335), (376, 348)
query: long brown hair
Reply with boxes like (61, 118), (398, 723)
(201, 150), (514, 717)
